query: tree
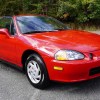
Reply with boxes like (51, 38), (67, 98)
(0, 0), (99, 24)
(0, 0), (23, 15)
(57, 0), (100, 23)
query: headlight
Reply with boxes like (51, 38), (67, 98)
(55, 50), (84, 61)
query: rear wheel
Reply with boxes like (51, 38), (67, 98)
(25, 54), (50, 89)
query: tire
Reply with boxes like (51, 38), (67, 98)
(25, 54), (50, 89)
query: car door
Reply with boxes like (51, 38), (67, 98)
(0, 17), (18, 64)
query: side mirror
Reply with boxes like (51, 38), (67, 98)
(0, 28), (10, 38)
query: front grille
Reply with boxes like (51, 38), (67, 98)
(89, 67), (100, 76)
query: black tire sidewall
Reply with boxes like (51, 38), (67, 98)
(25, 54), (49, 89)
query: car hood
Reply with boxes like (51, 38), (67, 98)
(26, 30), (100, 54)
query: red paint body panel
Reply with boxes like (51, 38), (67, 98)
(0, 15), (100, 82)
(43, 53), (100, 82)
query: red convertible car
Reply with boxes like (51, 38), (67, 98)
(0, 15), (100, 89)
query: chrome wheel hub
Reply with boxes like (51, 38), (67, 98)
(27, 60), (41, 84)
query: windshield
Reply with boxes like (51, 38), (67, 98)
(16, 16), (68, 34)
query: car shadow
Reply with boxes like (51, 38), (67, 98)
(0, 61), (24, 73)
(48, 78), (100, 94)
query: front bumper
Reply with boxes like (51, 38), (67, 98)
(44, 51), (100, 82)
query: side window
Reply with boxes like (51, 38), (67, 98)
(0, 17), (16, 35)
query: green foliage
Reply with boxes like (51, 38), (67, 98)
(76, 0), (100, 22)
(57, 0), (100, 23)
(0, 0), (23, 15)
(0, 0), (99, 23)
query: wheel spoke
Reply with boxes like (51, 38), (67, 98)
(27, 60), (41, 84)
(36, 74), (41, 79)
(33, 62), (39, 72)
(28, 67), (32, 74)
(28, 62), (33, 67)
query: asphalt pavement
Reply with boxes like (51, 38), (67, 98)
(0, 31), (100, 100)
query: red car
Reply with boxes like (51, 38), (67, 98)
(0, 15), (100, 89)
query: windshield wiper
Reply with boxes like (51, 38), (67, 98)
(23, 31), (45, 34)
(23, 30), (59, 34)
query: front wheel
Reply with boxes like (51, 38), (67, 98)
(25, 54), (50, 89)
